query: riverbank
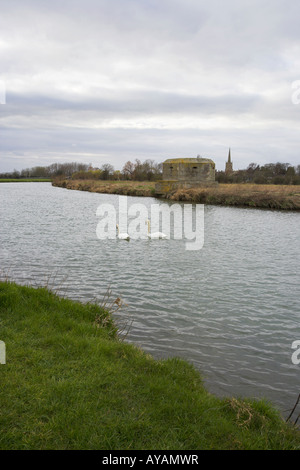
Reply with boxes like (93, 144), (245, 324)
(0, 178), (51, 183)
(53, 179), (300, 210)
(53, 178), (156, 197)
(1, 280), (299, 450)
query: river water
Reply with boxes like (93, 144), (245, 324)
(0, 182), (299, 415)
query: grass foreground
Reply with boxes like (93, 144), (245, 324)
(0, 281), (300, 450)
(53, 179), (300, 210)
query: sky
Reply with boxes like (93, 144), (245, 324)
(0, 0), (300, 172)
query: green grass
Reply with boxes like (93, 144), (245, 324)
(0, 281), (299, 450)
(0, 179), (51, 183)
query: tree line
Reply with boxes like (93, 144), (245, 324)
(0, 159), (163, 181)
(0, 162), (89, 179)
(72, 159), (163, 181)
(217, 162), (300, 185)
(1, 159), (300, 185)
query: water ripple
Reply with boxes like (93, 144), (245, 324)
(0, 183), (299, 414)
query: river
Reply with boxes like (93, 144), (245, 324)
(0, 182), (299, 416)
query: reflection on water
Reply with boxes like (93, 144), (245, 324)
(0, 182), (299, 415)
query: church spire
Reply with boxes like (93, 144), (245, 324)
(225, 148), (233, 175)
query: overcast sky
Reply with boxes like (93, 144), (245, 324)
(0, 0), (300, 172)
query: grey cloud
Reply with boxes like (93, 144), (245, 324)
(3, 88), (262, 118)
(0, 0), (300, 171)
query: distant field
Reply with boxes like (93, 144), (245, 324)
(0, 178), (51, 183)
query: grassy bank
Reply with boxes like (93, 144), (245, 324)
(52, 178), (156, 197)
(0, 178), (51, 183)
(0, 281), (299, 450)
(167, 184), (300, 210)
(53, 179), (300, 210)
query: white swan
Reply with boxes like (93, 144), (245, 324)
(146, 219), (167, 239)
(116, 224), (130, 241)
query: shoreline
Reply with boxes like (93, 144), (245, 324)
(1, 280), (300, 450)
(0, 178), (51, 183)
(52, 179), (300, 211)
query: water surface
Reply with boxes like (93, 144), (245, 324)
(0, 182), (299, 415)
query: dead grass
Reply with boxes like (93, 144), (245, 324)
(53, 179), (156, 197)
(227, 398), (255, 428)
(168, 184), (300, 210)
(53, 180), (300, 210)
